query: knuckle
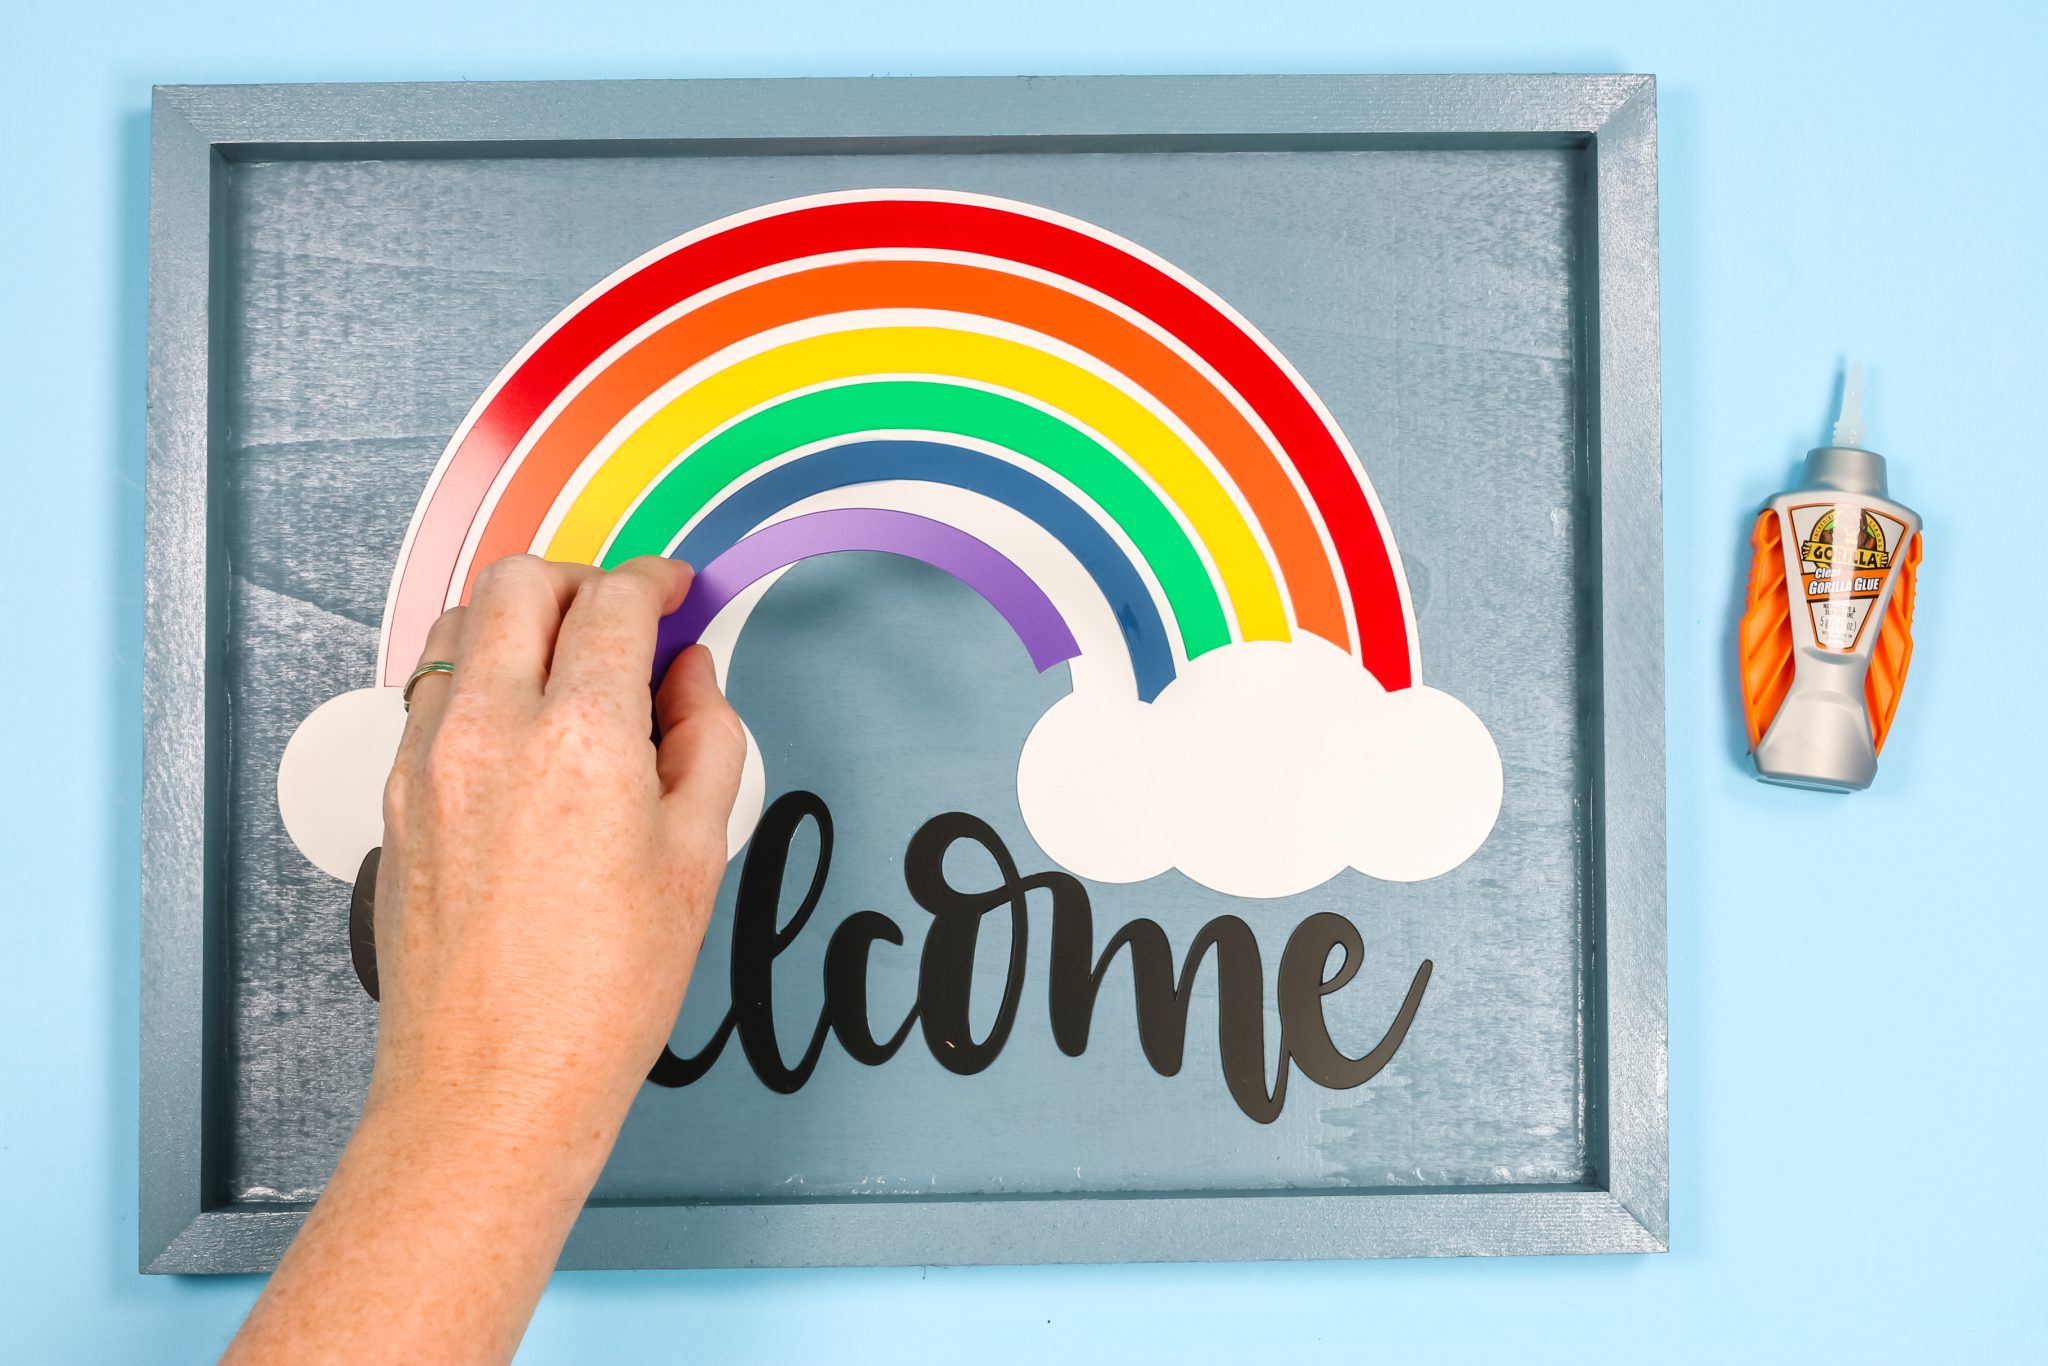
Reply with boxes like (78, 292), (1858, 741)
(536, 707), (629, 783)
(417, 754), (480, 822)
(708, 698), (747, 753)
(619, 554), (676, 581)
(681, 700), (747, 762)
(475, 554), (543, 594)
(431, 604), (466, 632)
(380, 764), (411, 828)
(596, 566), (660, 606)
(540, 700), (634, 765)
(541, 693), (616, 748)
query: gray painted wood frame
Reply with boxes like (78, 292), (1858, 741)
(143, 73), (1665, 1272)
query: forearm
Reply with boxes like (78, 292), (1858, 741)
(221, 1085), (624, 1366)
(220, 561), (740, 1363)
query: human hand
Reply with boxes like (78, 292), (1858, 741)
(224, 555), (743, 1366)
(366, 554), (745, 1160)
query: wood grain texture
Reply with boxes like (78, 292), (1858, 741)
(1586, 82), (1667, 1246)
(140, 92), (221, 1271)
(159, 74), (1646, 150)
(148, 1189), (1662, 1274)
(213, 146), (1591, 1208)
(141, 74), (1664, 1272)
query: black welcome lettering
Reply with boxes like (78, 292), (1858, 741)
(1278, 913), (1432, 1093)
(648, 792), (1432, 1123)
(1045, 875), (1287, 1122)
(823, 910), (918, 1066)
(903, 812), (1032, 1076)
(647, 789), (835, 1092)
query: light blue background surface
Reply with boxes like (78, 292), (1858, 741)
(4, 2), (2044, 1361)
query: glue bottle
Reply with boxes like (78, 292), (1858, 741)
(1739, 364), (1923, 791)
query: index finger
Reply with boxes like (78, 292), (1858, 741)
(544, 556), (693, 711)
(458, 555), (603, 703)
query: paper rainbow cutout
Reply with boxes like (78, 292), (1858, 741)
(281, 188), (1503, 898)
(656, 439), (1163, 698)
(377, 189), (1421, 704)
(660, 506), (1080, 679)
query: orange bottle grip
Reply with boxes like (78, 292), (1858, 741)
(1739, 509), (1796, 751)
(1865, 530), (1921, 754)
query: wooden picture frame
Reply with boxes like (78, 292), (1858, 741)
(143, 73), (1665, 1272)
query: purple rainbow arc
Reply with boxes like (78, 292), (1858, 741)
(651, 508), (1082, 687)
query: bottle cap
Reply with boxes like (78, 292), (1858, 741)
(1803, 445), (1889, 497)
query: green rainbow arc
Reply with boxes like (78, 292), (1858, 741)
(600, 379), (1234, 659)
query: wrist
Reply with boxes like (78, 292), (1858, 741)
(354, 1067), (630, 1205)
(226, 1057), (621, 1365)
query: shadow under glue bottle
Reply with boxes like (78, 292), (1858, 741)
(1739, 364), (1923, 791)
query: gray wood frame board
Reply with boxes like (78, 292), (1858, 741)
(143, 73), (1665, 1273)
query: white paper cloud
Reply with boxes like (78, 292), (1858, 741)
(277, 685), (411, 882)
(281, 630), (1498, 900)
(279, 683), (766, 882)
(1015, 637), (1503, 898)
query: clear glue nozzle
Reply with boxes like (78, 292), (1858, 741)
(1808, 361), (1887, 496)
(1832, 361), (1867, 449)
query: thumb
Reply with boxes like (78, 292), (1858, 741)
(653, 644), (746, 840)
